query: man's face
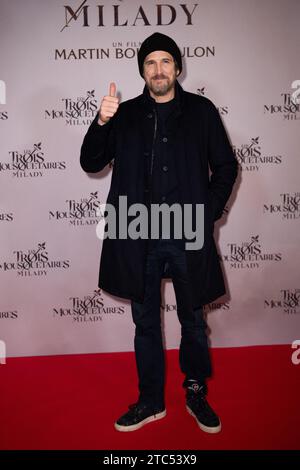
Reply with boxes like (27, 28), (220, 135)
(143, 50), (179, 97)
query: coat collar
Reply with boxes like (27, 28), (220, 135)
(139, 79), (185, 115)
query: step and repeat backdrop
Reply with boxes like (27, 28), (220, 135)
(1, 0), (299, 358)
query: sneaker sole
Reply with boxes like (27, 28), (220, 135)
(114, 409), (166, 432)
(186, 405), (221, 434)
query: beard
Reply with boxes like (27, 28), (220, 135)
(147, 74), (176, 97)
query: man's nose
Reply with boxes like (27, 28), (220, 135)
(155, 62), (162, 75)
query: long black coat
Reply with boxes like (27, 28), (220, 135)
(80, 80), (238, 308)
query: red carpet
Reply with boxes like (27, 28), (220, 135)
(0, 345), (299, 450)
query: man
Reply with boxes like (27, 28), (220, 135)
(80, 32), (238, 434)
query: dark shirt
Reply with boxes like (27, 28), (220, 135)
(149, 96), (184, 250)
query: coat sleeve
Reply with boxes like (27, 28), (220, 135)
(80, 113), (116, 173)
(207, 101), (238, 221)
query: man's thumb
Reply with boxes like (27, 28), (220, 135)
(109, 82), (116, 97)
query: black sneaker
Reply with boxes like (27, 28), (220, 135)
(114, 402), (166, 432)
(185, 381), (221, 433)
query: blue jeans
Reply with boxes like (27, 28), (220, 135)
(131, 238), (212, 408)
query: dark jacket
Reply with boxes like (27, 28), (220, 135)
(80, 80), (238, 308)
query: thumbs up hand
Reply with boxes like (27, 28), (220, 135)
(98, 82), (120, 125)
